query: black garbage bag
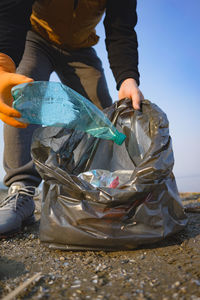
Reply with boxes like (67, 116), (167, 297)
(31, 99), (187, 250)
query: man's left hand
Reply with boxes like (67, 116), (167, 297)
(118, 78), (144, 110)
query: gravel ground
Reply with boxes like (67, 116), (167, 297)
(0, 189), (200, 300)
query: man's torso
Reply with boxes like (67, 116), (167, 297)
(31, 0), (107, 50)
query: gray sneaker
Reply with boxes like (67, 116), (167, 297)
(0, 182), (39, 237)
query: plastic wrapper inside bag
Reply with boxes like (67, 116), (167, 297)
(31, 99), (187, 250)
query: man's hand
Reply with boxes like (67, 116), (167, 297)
(118, 78), (144, 110)
(0, 53), (33, 128)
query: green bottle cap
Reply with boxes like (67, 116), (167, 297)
(114, 131), (126, 145)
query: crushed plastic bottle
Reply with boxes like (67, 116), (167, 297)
(11, 81), (126, 145)
(78, 169), (132, 188)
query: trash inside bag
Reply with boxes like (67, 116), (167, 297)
(31, 99), (187, 250)
(78, 169), (130, 188)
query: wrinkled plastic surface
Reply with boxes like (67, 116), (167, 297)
(11, 81), (126, 145)
(31, 99), (188, 250)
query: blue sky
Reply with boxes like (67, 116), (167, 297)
(0, 0), (199, 192)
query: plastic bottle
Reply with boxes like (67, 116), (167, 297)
(11, 81), (126, 145)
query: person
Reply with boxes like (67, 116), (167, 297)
(0, 0), (143, 237)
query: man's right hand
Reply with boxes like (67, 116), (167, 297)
(0, 53), (33, 128)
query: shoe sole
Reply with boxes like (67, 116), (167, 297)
(0, 214), (36, 239)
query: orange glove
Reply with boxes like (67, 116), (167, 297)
(0, 53), (33, 128)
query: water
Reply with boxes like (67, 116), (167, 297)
(0, 182), (7, 190)
(176, 175), (200, 193)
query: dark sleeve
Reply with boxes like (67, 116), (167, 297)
(0, 0), (34, 67)
(104, 0), (140, 88)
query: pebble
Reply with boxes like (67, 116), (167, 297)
(172, 281), (181, 288)
(59, 256), (65, 261)
(92, 279), (98, 284)
(172, 293), (179, 298)
(149, 279), (160, 287)
(121, 259), (129, 264)
(136, 293), (146, 300)
(191, 279), (200, 286)
(180, 287), (187, 293)
(73, 280), (81, 285)
(71, 284), (81, 288)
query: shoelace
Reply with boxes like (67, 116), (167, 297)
(0, 186), (40, 208)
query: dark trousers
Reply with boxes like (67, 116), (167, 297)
(3, 30), (112, 187)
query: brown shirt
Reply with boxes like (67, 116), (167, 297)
(31, 0), (106, 50)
